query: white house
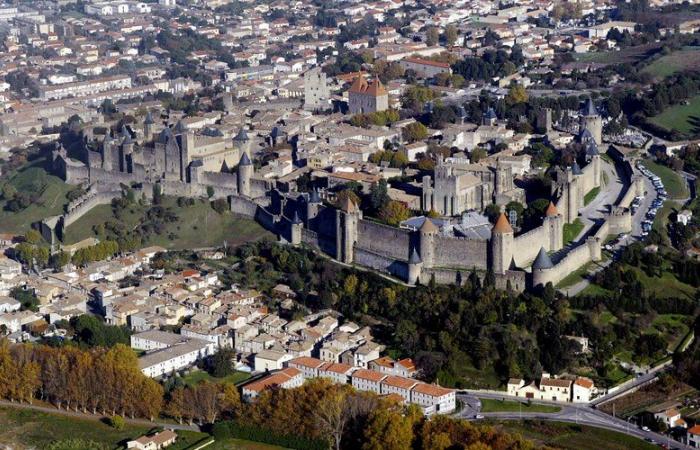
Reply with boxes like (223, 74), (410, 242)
(351, 369), (386, 394)
(572, 377), (595, 403)
(0, 296), (21, 314)
(138, 339), (215, 378)
(287, 356), (327, 378)
(654, 407), (685, 429)
(254, 349), (293, 372)
(410, 383), (456, 415)
(319, 362), (354, 385)
(130, 330), (188, 351)
(380, 375), (418, 403)
(126, 429), (177, 450)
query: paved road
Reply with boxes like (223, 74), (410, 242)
(455, 392), (691, 449)
(0, 399), (201, 432)
(575, 157), (623, 241)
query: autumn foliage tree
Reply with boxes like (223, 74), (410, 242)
(0, 341), (162, 419)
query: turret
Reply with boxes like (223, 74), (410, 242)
(418, 217), (437, 268)
(491, 213), (514, 274)
(233, 127), (251, 159)
(580, 97), (602, 145)
(143, 111), (155, 141)
(531, 246), (554, 288)
(290, 210), (303, 246)
(407, 247), (423, 285)
(544, 201), (564, 251)
(306, 189), (322, 226)
(102, 133), (113, 171)
(335, 196), (360, 264)
(237, 152), (253, 197)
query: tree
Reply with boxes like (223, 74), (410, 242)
(444, 25), (458, 47)
(470, 147), (487, 163)
(506, 85), (528, 104)
(402, 122), (429, 143)
(379, 201), (410, 226)
(207, 348), (236, 377)
(426, 27), (439, 46)
(206, 185), (215, 198)
(109, 415), (125, 430)
(362, 405), (417, 450)
(211, 198), (228, 214)
(369, 179), (389, 212)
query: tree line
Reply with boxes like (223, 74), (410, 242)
(0, 342), (162, 419)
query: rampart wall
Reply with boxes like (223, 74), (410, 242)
(513, 224), (551, 266)
(432, 235), (488, 270)
(356, 220), (411, 261)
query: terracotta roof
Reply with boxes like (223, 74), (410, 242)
(574, 377), (594, 389)
(545, 201), (558, 217)
(397, 358), (415, 370)
(372, 356), (394, 368)
(243, 367), (301, 392)
(289, 356), (325, 369)
(347, 75), (387, 97)
(352, 369), (386, 382)
(689, 425), (700, 435)
(382, 375), (418, 390)
(322, 362), (353, 374)
(419, 218), (438, 233)
(508, 378), (524, 385)
(493, 213), (513, 233)
(412, 383), (453, 397)
(340, 195), (358, 213)
(540, 377), (571, 388)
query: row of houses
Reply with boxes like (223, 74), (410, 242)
(242, 356), (455, 416)
(507, 373), (596, 403)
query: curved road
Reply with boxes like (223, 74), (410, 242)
(456, 392), (691, 449)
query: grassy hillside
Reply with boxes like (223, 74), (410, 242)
(0, 160), (78, 234)
(62, 195), (272, 250)
(642, 47), (700, 79)
(648, 95), (700, 137)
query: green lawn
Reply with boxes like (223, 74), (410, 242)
(181, 370), (251, 387)
(646, 314), (692, 351)
(0, 406), (150, 450)
(563, 219), (584, 245)
(0, 161), (78, 234)
(643, 159), (688, 200)
(556, 260), (596, 288)
(207, 438), (288, 450)
(584, 187), (600, 206)
(649, 95), (700, 137)
(642, 47), (700, 79)
(480, 399), (561, 414)
(62, 196), (273, 249)
(494, 420), (658, 450)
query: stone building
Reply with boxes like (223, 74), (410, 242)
(303, 67), (330, 111)
(347, 75), (388, 114)
(579, 97), (602, 145)
(421, 157), (525, 215)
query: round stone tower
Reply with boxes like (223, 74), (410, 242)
(237, 152), (253, 197)
(491, 212), (514, 275)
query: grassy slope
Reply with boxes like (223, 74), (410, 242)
(62, 196), (272, 249)
(649, 95), (700, 136)
(643, 159), (688, 199)
(642, 47), (700, 79)
(495, 420), (657, 450)
(583, 187), (601, 206)
(0, 406), (150, 450)
(0, 161), (77, 234)
(563, 219), (584, 245)
(480, 399), (561, 414)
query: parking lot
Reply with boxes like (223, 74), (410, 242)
(634, 161), (669, 238)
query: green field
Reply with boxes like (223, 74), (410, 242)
(0, 406), (287, 450)
(574, 44), (659, 65)
(649, 95), (700, 136)
(0, 161), (78, 234)
(181, 370), (251, 386)
(642, 47), (700, 79)
(643, 159), (688, 199)
(563, 219), (584, 245)
(494, 420), (657, 450)
(62, 196), (272, 249)
(0, 406), (150, 449)
(480, 399), (561, 414)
